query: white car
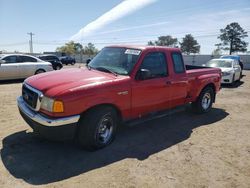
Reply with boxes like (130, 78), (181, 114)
(0, 54), (54, 81)
(205, 58), (241, 85)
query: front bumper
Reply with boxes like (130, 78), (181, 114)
(17, 96), (80, 140)
(221, 74), (233, 84)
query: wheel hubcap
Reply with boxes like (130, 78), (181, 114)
(97, 115), (113, 144)
(202, 92), (211, 110)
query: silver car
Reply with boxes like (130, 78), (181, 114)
(0, 54), (54, 81)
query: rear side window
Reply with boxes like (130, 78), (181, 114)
(20, 56), (37, 62)
(49, 56), (59, 60)
(139, 52), (167, 79)
(172, 53), (185, 73)
(39, 56), (47, 60)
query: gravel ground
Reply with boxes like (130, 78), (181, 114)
(0, 68), (249, 188)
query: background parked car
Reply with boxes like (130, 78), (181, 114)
(0, 54), (53, 81)
(60, 56), (76, 65)
(205, 58), (241, 85)
(220, 55), (243, 77)
(37, 55), (63, 70)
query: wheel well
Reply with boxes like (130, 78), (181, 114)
(202, 83), (216, 102)
(81, 104), (123, 122)
(35, 69), (45, 74)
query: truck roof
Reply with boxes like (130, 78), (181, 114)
(106, 45), (181, 52)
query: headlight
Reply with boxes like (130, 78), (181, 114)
(222, 71), (232, 76)
(40, 96), (64, 112)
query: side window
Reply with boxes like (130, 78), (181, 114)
(139, 52), (167, 79)
(21, 56), (37, 62)
(172, 53), (185, 73)
(2, 56), (18, 63)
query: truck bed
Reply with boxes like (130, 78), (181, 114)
(185, 65), (220, 76)
(186, 65), (209, 70)
(185, 65), (221, 100)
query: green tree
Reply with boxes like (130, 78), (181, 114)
(218, 22), (248, 54)
(56, 41), (83, 55)
(212, 43), (223, 55)
(212, 49), (222, 56)
(147, 35), (178, 47)
(147, 40), (155, 46)
(83, 43), (98, 55)
(180, 34), (200, 55)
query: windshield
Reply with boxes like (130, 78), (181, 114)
(206, 60), (232, 68)
(88, 47), (141, 75)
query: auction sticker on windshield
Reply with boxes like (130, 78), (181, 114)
(125, 49), (141, 55)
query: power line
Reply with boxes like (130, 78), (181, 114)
(1, 30), (249, 47)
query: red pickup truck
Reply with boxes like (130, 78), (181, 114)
(17, 45), (221, 150)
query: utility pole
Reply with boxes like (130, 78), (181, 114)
(27, 32), (35, 53)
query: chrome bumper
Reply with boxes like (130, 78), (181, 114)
(17, 96), (80, 127)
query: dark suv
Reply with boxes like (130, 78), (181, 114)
(37, 55), (63, 70)
(60, 56), (76, 65)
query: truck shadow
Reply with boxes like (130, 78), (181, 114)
(0, 79), (24, 85)
(1, 107), (228, 185)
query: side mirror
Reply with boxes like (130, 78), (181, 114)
(136, 69), (151, 80)
(86, 58), (91, 65)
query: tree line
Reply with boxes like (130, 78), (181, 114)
(148, 22), (248, 55)
(57, 22), (248, 56)
(56, 42), (98, 56)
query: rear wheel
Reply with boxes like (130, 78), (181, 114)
(192, 87), (214, 114)
(35, 69), (45, 75)
(77, 106), (118, 150)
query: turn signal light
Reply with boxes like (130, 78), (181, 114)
(53, 101), (64, 113)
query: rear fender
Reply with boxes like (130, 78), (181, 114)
(193, 74), (220, 101)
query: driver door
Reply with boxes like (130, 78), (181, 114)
(131, 51), (173, 118)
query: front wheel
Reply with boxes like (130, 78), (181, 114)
(55, 65), (61, 70)
(77, 106), (118, 150)
(192, 87), (214, 114)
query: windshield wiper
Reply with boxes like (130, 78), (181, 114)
(95, 66), (118, 76)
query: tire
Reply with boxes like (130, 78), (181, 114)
(35, 69), (45, 75)
(192, 86), (214, 114)
(77, 106), (118, 151)
(55, 65), (61, 70)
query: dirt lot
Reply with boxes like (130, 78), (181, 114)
(0, 68), (250, 188)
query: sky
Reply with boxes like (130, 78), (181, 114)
(0, 0), (250, 54)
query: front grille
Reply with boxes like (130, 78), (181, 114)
(22, 84), (39, 109)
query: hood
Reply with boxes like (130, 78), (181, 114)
(219, 67), (234, 72)
(25, 67), (125, 97)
